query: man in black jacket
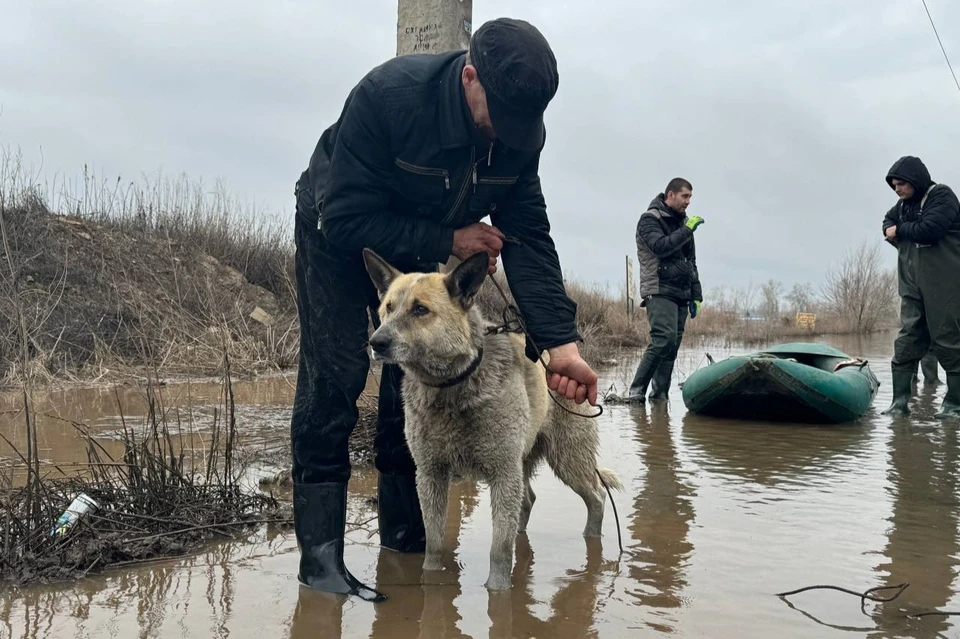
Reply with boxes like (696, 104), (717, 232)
(290, 18), (597, 602)
(627, 178), (704, 402)
(881, 156), (960, 419)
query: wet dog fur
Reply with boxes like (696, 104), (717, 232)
(363, 248), (622, 591)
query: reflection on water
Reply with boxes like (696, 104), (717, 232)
(624, 402), (694, 634)
(0, 374), (302, 484)
(869, 383), (960, 639)
(5, 332), (960, 638)
(680, 410), (875, 488)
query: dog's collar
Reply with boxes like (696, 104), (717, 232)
(422, 348), (484, 389)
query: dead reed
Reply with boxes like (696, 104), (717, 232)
(0, 146), (896, 386)
(0, 354), (280, 586)
(0, 147), (299, 385)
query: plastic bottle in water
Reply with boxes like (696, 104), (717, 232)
(50, 493), (99, 537)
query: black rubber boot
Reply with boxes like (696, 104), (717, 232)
(921, 352), (941, 385)
(935, 373), (960, 420)
(648, 359), (676, 401)
(377, 473), (426, 553)
(627, 355), (657, 402)
(293, 482), (386, 602)
(882, 370), (914, 416)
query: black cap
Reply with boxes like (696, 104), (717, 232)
(469, 18), (559, 152)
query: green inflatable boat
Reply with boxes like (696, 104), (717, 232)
(680, 343), (880, 424)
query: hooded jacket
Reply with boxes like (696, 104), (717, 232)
(882, 156), (960, 373)
(635, 194), (703, 302)
(882, 156), (960, 246)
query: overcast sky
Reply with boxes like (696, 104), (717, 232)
(2, 0), (959, 296)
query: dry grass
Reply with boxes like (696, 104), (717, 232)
(473, 266), (888, 365)
(474, 269), (645, 365)
(0, 146), (898, 384)
(0, 186), (282, 585)
(683, 309), (835, 346)
(0, 148), (298, 385)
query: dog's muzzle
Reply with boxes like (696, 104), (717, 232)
(369, 332), (393, 361)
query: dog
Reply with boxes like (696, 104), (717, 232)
(362, 248), (622, 591)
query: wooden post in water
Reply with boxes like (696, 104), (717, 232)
(397, 0), (473, 57)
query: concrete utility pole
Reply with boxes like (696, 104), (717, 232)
(397, 0), (473, 56)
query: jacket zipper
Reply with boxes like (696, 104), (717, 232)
(476, 176), (518, 185)
(394, 158), (451, 189)
(472, 143), (517, 191)
(441, 146), (475, 225)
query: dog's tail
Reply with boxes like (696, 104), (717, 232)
(595, 467), (623, 492)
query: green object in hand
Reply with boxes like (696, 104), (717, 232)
(689, 300), (701, 318)
(685, 216), (704, 231)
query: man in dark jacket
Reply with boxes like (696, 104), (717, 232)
(881, 156), (960, 418)
(290, 18), (598, 602)
(627, 178), (704, 402)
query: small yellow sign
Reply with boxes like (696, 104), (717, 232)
(796, 312), (816, 330)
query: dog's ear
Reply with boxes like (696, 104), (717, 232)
(445, 251), (488, 307)
(363, 248), (401, 295)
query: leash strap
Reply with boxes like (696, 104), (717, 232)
(484, 252), (604, 419)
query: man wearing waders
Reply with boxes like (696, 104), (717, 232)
(627, 178), (704, 402)
(918, 351), (941, 385)
(881, 156), (960, 418)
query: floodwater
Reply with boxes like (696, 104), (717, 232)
(4, 332), (960, 638)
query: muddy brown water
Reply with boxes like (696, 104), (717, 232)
(3, 333), (960, 638)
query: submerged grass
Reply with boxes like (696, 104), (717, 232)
(0, 354), (281, 586)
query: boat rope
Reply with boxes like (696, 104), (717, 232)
(833, 358), (868, 372)
(678, 352), (713, 390)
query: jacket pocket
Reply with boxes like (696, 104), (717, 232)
(476, 175), (518, 186)
(658, 259), (692, 288)
(393, 158), (450, 205)
(469, 174), (519, 217)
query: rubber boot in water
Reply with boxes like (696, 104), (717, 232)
(935, 373), (960, 420)
(627, 354), (657, 403)
(921, 352), (941, 385)
(881, 369), (914, 416)
(648, 359), (676, 401)
(377, 473), (426, 553)
(293, 482), (386, 602)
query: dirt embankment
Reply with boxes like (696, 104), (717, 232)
(0, 198), (299, 387)
(0, 194), (639, 388)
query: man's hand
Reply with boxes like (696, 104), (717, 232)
(453, 222), (505, 274)
(689, 300), (701, 318)
(885, 225), (898, 241)
(545, 343), (598, 406)
(685, 215), (705, 231)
